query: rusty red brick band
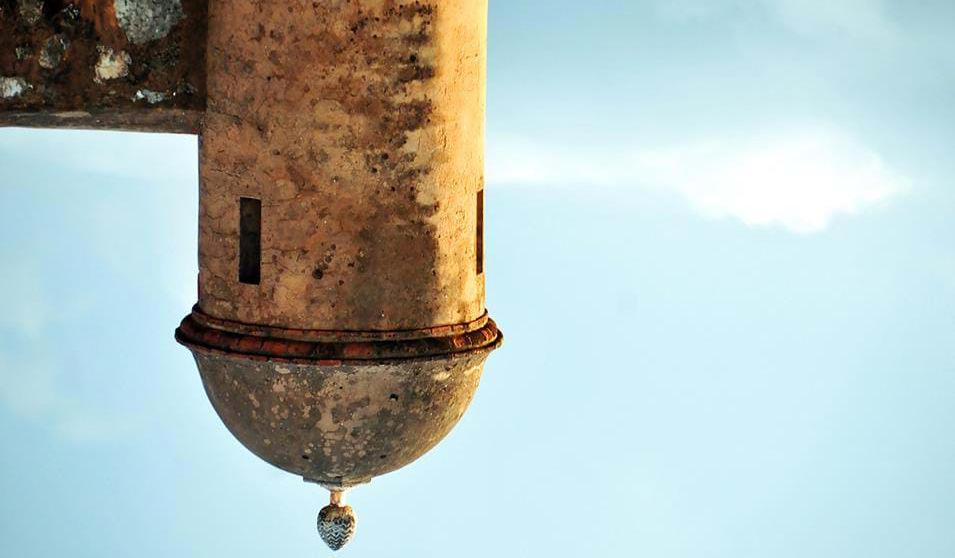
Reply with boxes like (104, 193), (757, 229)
(187, 304), (491, 343)
(175, 310), (502, 365)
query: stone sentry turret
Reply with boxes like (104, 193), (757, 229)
(1, 1), (500, 550)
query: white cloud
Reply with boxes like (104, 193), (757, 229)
(633, 127), (908, 233)
(654, 0), (899, 43)
(488, 125), (908, 234)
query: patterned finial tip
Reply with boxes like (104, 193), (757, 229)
(317, 492), (357, 551)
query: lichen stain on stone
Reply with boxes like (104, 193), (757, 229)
(192, 350), (490, 489)
(39, 35), (70, 70)
(16, 0), (43, 26)
(133, 88), (166, 103)
(94, 46), (131, 82)
(0, 77), (29, 98)
(114, 0), (184, 44)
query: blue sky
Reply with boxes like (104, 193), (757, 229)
(2, 2), (955, 557)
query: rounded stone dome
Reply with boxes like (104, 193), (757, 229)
(191, 350), (493, 488)
(176, 309), (502, 488)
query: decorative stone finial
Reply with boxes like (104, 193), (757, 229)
(317, 491), (357, 551)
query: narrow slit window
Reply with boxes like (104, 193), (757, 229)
(476, 189), (484, 275)
(239, 197), (262, 285)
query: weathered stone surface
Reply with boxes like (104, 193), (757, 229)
(114, 0), (183, 44)
(0, 76), (29, 98)
(38, 33), (68, 69)
(177, 300), (502, 489)
(93, 45), (130, 82)
(197, 0), (487, 332)
(0, 106), (200, 132)
(17, 0), (42, 26)
(192, 349), (491, 488)
(0, 0), (206, 132)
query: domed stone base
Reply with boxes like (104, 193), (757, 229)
(176, 307), (501, 488)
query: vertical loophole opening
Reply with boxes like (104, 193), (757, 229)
(476, 189), (484, 275)
(239, 197), (262, 285)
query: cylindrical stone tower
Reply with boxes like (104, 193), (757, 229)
(174, 1), (500, 547)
